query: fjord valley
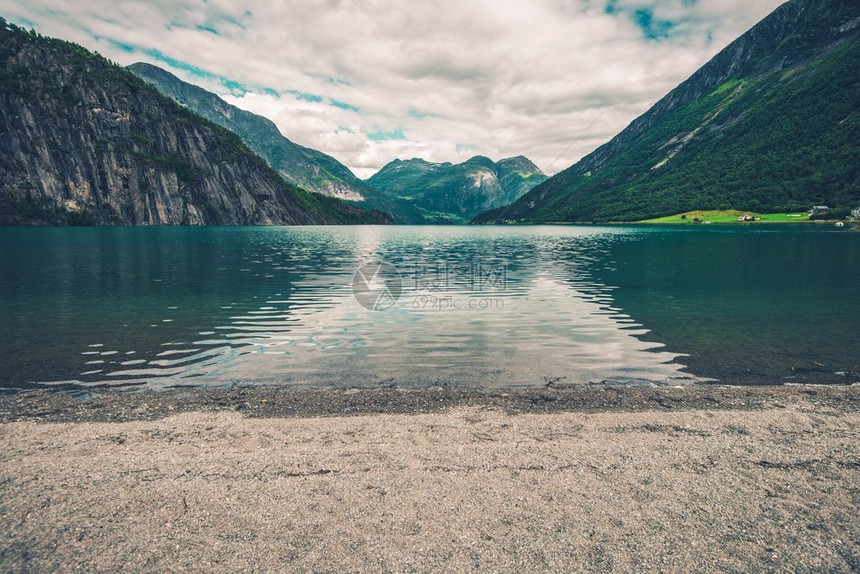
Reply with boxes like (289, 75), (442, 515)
(0, 19), (390, 226)
(1, 1), (860, 572)
(474, 0), (860, 224)
(130, 62), (548, 224)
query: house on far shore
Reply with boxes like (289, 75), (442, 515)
(807, 205), (830, 216)
(851, 207), (860, 219)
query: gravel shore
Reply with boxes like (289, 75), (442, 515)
(1, 384), (858, 572)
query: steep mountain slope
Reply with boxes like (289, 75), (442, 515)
(475, 0), (860, 223)
(129, 62), (372, 202)
(0, 20), (390, 226)
(368, 155), (547, 222)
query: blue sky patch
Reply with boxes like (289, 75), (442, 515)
(13, 17), (38, 30)
(195, 24), (219, 35)
(100, 37), (252, 95)
(367, 128), (407, 141)
(287, 89), (323, 103)
(329, 99), (360, 112)
(168, 11), (247, 34)
(102, 34), (358, 104)
(604, 1), (681, 41)
(633, 8), (677, 40)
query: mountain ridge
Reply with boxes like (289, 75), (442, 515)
(128, 62), (374, 203)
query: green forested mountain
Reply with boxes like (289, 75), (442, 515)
(0, 20), (390, 225)
(475, 0), (860, 224)
(368, 155), (547, 223)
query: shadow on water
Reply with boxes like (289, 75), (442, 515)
(583, 224), (860, 384)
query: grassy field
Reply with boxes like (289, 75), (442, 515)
(639, 210), (810, 224)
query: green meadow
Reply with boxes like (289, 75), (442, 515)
(639, 210), (810, 224)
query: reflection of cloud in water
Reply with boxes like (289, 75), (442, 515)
(79, 226), (703, 390)
(100, 277), (697, 391)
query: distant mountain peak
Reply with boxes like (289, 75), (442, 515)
(497, 155), (542, 171)
(463, 155), (496, 170)
(367, 155), (547, 223)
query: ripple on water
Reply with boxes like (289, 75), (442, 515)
(7, 226), (712, 390)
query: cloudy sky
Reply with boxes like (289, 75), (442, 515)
(2, 0), (783, 178)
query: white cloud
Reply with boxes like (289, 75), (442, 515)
(0, 0), (785, 176)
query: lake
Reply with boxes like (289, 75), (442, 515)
(1, 225), (857, 392)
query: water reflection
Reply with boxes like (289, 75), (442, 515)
(0, 226), (731, 390)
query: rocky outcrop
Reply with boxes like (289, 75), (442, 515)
(0, 20), (391, 226)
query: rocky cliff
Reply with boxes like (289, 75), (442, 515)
(0, 20), (391, 226)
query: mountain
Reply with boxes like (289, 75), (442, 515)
(367, 155), (547, 223)
(0, 20), (390, 226)
(475, 0), (860, 224)
(129, 63), (538, 225)
(128, 62), (372, 202)
(128, 62), (428, 224)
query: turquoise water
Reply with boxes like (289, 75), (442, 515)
(0, 225), (857, 391)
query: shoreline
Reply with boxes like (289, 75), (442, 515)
(2, 382), (859, 424)
(2, 384), (859, 571)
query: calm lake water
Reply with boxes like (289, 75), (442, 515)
(1, 225), (857, 392)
